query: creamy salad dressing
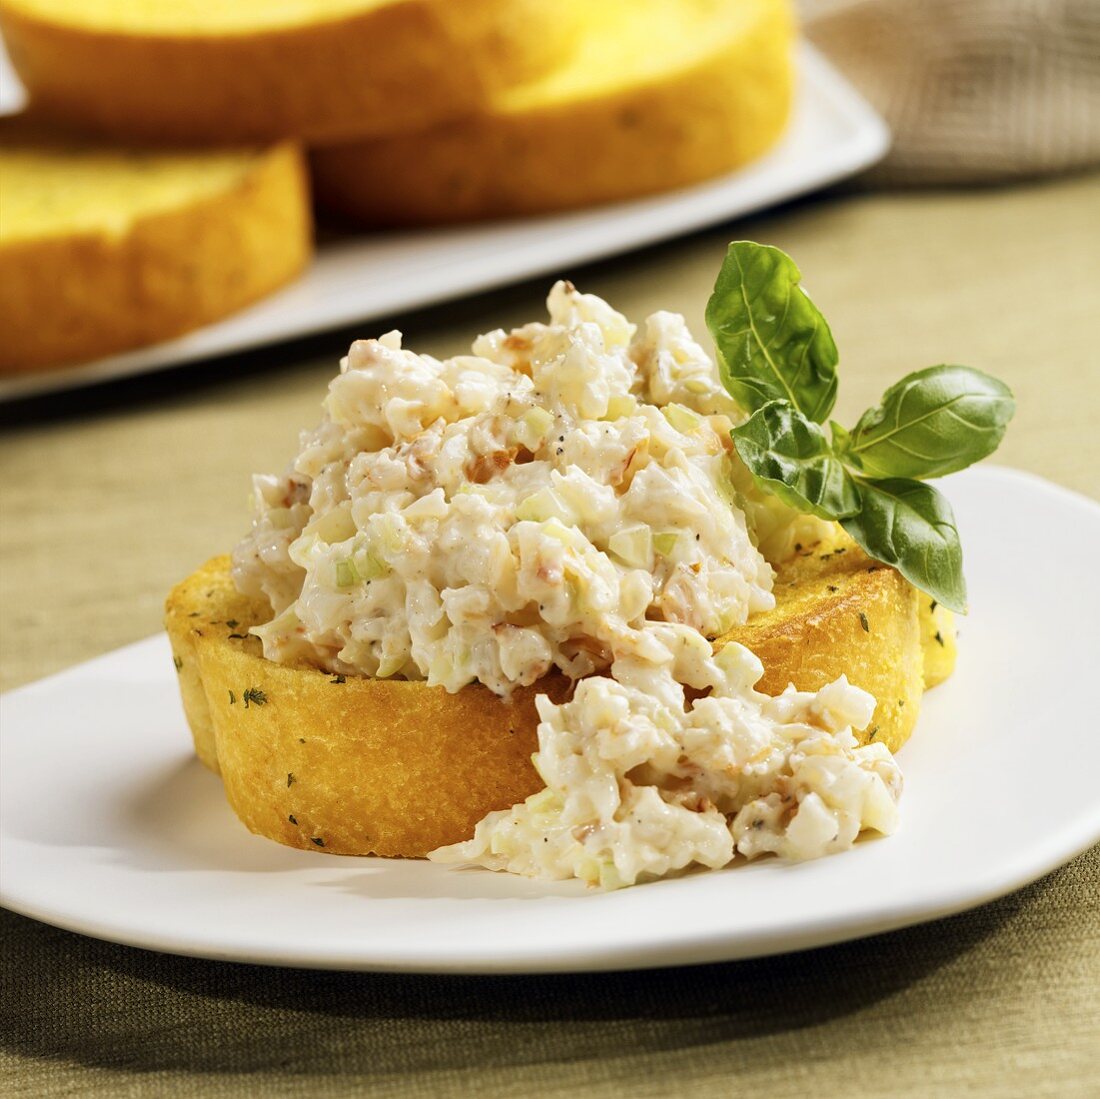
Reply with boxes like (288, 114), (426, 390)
(431, 631), (900, 887)
(233, 283), (901, 887)
(233, 283), (777, 695)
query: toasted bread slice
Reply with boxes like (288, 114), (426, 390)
(0, 119), (311, 372)
(723, 543), (924, 750)
(165, 556), (573, 857)
(0, 0), (580, 144)
(919, 596), (957, 689)
(310, 0), (794, 224)
(166, 540), (952, 858)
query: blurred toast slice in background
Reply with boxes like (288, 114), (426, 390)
(311, 0), (795, 224)
(0, 119), (311, 372)
(0, 0), (581, 143)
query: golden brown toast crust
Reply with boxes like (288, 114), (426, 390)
(311, 0), (793, 224)
(0, 0), (579, 144)
(167, 545), (938, 858)
(720, 545), (924, 756)
(0, 137), (311, 373)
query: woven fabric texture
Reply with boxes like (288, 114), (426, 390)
(804, 0), (1100, 182)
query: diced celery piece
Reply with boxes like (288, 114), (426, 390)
(608, 525), (653, 568)
(683, 377), (711, 395)
(376, 516), (407, 554)
(576, 856), (601, 885)
(353, 547), (390, 580)
(515, 487), (569, 523)
(334, 559), (357, 588)
(653, 530), (682, 557)
(515, 493), (547, 522)
(662, 403), (702, 433)
(603, 393), (637, 420)
(516, 406), (554, 449)
(716, 452), (742, 508)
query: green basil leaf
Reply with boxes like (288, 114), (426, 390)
(841, 478), (967, 613)
(706, 242), (839, 423)
(732, 401), (862, 520)
(843, 364), (1015, 479)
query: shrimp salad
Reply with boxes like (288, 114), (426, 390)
(432, 629), (900, 889)
(233, 283), (901, 887)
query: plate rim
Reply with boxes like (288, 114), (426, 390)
(2, 813), (1098, 975)
(2, 465), (1098, 974)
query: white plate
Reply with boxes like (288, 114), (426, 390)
(0, 44), (888, 402)
(2, 466), (1098, 973)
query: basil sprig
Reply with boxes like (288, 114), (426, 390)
(707, 242), (1015, 613)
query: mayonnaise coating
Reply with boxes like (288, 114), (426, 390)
(430, 631), (901, 887)
(233, 283), (776, 695)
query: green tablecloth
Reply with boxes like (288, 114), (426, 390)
(2, 174), (1098, 1096)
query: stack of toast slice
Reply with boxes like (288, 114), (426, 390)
(0, 0), (795, 371)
